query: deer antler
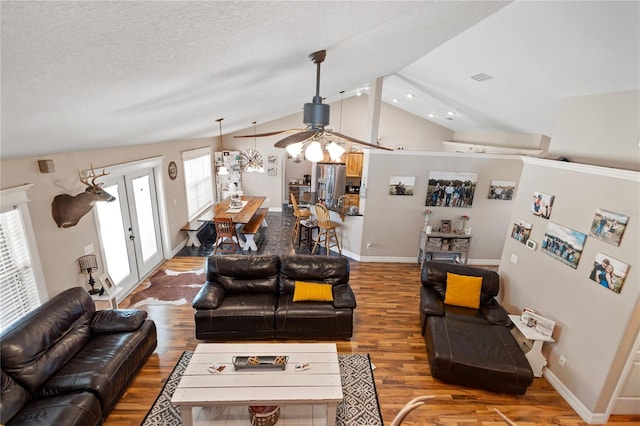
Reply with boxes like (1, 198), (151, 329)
(78, 164), (110, 187)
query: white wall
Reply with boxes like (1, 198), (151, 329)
(499, 158), (639, 420)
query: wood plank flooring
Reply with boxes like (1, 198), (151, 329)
(105, 257), (639, 425)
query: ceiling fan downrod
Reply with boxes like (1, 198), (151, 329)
(303, 50), (330, 129)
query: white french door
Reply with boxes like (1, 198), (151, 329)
(94, 161), (164, 294)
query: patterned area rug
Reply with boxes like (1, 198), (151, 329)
(129, 269), (205, 307)
(141, 352), (382, 426)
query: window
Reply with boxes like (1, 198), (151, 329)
(0, 184), (46, 333)
(182, 147), (214, 219)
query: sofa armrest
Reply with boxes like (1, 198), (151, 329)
(192, 282), (225, 310)
(91, 309), (147, 335)
(420, 286), (445, 317)
(481, 299), (512, 326)
(332, 284), (356, 309)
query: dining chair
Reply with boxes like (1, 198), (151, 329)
(312, 203), (341, 255)
(213, 217), (239, 254)
(290, 192), (312, 244)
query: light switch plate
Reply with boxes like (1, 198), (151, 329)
(510, 253), (518, 264)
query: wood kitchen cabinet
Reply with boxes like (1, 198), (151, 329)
(345, 152), (363, 177)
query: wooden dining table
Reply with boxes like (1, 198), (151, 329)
(198, 196), (266, 224)
(198, 196), (267, 251)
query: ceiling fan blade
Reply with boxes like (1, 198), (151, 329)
(233, 129), (302, 138)
(274, 130), (318, 148)
(327, 131), (394, 151)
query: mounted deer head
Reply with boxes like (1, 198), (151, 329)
(52, 166), (116, 228)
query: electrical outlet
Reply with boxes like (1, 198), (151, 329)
(366, 242), (372, 248)
(510, 253), (518, 264)
(559, 355), (566, 367)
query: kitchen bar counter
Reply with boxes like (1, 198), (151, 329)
(299, 192), (363, 218)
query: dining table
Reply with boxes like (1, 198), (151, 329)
(198, 196), (267, 251)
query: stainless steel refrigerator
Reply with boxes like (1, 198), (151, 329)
(315, 163), (346, 204)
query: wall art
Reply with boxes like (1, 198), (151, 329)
(389, 176), (415, 196)
(541, 221), (587, 269)
(488, 180), (516, 200)
(426, 171), (478, 207)
(268, 167), (277, 176)
(588, 252), (629, 294)
(589, 208), (628, 247)
(268, 155), (277, 164)
(511, 217), (532, 244)
(530, 191), (554, 219)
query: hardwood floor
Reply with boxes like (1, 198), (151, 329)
(105, 257), (639, 425)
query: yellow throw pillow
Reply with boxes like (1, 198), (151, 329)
(443, 272), (482, 309)
(293, 281), (334, 302)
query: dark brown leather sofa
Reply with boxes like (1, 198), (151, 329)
(420, 261), (534, 395)
(192, 254), (356, 340)
(1, 287), (157, 425)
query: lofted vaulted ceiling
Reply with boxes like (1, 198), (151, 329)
(1, 1), (638, 159)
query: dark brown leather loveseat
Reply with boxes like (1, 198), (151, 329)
(1, 287), (157, 425)
(420, 261), (534, 395)
(192, 254), (356, 340)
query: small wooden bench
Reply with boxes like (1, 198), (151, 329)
(238, 208), (269, 251)
(181, 215), (208, 247)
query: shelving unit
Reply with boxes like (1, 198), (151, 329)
(508, 314), (555, 377)
(288, 184), (310, 205)
(417, 230), (471, 268)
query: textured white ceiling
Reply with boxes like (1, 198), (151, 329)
(1, 1), (638, 159)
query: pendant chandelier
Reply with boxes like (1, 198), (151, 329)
(216, 118), (229, 176)
(240, 121), (265, 173)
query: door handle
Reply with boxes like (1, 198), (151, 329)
(129, 227), (135, 241)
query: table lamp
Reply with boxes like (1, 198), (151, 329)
(78, 254), (100, 295)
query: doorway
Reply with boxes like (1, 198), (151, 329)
(93, 158), (166, 297)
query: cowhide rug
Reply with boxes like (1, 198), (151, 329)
(129, 268), (205, 307)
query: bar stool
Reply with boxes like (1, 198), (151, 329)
(290, 192), (311, 244)
(312, 203), (341, 255)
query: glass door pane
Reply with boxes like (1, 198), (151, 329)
(128, 172), (163, 276)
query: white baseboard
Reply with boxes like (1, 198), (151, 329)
(544, 369), (609, 424)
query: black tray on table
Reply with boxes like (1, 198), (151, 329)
(232, 355), (288, 371)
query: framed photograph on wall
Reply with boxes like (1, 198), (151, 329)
(541, 221), (587, 269)
(488, 180), (516, 200)
(268, 155), (277, 164)
(530, 191), (554, 219)
(426, 171), (478, 207)
(589, 208), (628, 247)
(389, 176), (415, 196)
(588, 252), (630, 294)
(511, 217), (532, 244)
(99, 273), (115, 295)
(268, 167), (277, 176)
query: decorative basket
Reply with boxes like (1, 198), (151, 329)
(248, 405), (280, 426)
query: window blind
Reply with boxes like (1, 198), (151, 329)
(182, 149), (213, 219)
(0, 208), (41, 333)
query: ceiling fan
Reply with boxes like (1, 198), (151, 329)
(234, 50), (393, 160)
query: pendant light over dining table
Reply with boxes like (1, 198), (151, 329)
(240, 121), (265, 173)
(216, 118), (229, 176)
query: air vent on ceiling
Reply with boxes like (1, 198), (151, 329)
(470, 72), (494, 82)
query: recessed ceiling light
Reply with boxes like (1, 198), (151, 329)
(406, 93), (415, 99)
(356, 91), (362, 96)
(427, 113), (436, 118)
(392, 99), (399, 103)
(447, 111), (456, 116)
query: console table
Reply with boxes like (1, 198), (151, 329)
(509, 314), (555, 377)
(417, 230), (471, 268)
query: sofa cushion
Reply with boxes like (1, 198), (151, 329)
(6, 392), (102, 426)
(293, 281), (334, 302)
(444, 273), (482, 309)
(207, 255), (279, 294)
(421, 262), (499, 305)
(278, 255), (349, 294)
(91, 309), (147, 335)
(276, 294), (353, 339)
(1, 369), (31, 424)
(0, 287), (95, 394)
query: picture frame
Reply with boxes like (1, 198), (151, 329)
(589, 208), (628, 247)
(588, 252), (630, 294)
(389, 176), (415, 196)
(426, 171), (478, 208)
(511, 217), (532, 244)
(440, 219), (451, 233)
(99, 273), (115, 296)
(488, 180), (516, 200)
(531, 191), (554, 219)
(268, 167), (277, 176)
(541, 221), (587, 269)
(268, 155), (277, 164)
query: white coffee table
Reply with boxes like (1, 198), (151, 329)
(171, 343), (343, 426)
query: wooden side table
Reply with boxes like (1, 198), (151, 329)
(509, 314), (555, 377)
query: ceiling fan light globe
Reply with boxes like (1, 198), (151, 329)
(286, 142), (304, 157)
(326, 141), (346, 161)
(305, 140), (324, 162)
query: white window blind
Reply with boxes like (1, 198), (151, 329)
(0, 207), (41, 333)
(182, 148), (213, 219)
